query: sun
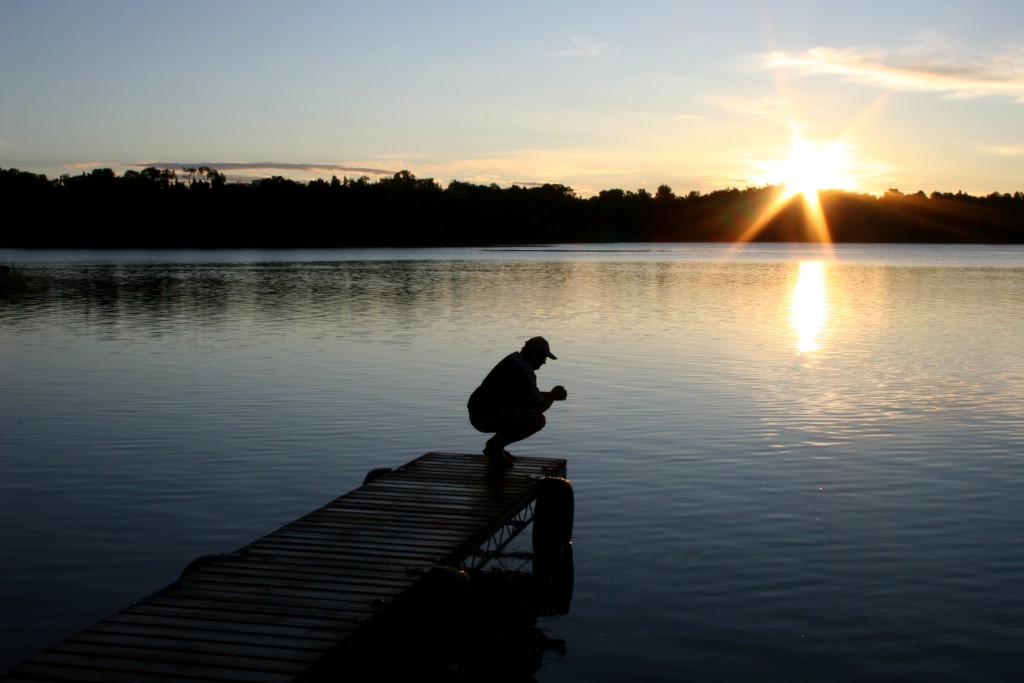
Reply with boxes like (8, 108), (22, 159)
(736, 127), (858, 245)
(762, 128), (856, 200)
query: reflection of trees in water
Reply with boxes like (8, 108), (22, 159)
(1, 261), (577, 335)
(7, 264), (236, 331)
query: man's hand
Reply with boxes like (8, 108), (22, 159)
(550, 385), (568, 401)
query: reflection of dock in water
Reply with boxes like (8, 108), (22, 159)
(3, 452), (573, 682)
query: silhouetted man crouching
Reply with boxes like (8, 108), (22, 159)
(468, 336), (568, 468)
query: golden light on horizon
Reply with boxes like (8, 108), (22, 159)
(791, 261), (828, 353)
(735, 128), (859, 246)
(764, 129), (857, 199)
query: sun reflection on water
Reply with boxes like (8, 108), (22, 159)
(791, 261), (827, 353)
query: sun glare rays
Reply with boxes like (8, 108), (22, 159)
(765, 129), (856, 198)
(735, 127), (860, 247)
(791, 261), (828, 354)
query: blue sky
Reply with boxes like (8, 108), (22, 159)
(2, 0), (1022, 196)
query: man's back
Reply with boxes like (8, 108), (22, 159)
(467, 352), (538, 417)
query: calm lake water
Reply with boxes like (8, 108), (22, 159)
(2, 243), (1023, 681)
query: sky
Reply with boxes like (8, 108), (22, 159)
(2, 0), (1023, 198)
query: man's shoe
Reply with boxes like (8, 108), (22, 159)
(484, 446), (514, 468)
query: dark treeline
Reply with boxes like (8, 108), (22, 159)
(3, 166), (1022, 247)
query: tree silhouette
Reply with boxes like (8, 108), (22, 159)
(0, 166), (1020, 247)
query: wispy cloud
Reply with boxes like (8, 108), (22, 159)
(63, 161), (398, 177)
(544, 38), (607, 59)
(508, 180), (550, 187)
(978, 144), (1024, 156)
(676, 113), (703, 120)
(711, 95), (792, 121)
(131, 161), (397, 176)
(760, 39), (1024, 103)
(64, 162), (121, 170)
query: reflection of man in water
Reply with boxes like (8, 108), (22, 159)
(468, 337), (568, 467)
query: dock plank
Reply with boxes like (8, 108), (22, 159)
(2, 452), (567, 682)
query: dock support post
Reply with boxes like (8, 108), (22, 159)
(532, 476), (574, 612)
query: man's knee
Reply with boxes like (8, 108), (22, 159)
(518, 411), (545, 437)
(472, 408), (545, 436)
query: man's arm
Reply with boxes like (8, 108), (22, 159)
(537, 385), (568, 413)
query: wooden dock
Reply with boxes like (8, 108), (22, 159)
(1, 452), (569, 682)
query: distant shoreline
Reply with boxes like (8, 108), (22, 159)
(3, 167), (1022, 247)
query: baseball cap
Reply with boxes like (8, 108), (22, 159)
(524, 336), (557, 360)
